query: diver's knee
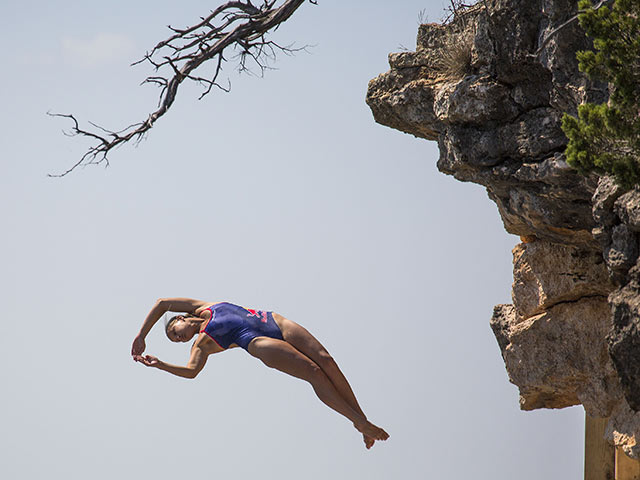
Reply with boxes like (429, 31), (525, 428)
(305, 361), (325, 384)
(317, 351), (337, 371)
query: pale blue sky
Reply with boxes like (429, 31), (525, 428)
(1, 1), (583, 478)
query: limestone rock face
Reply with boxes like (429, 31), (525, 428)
(367, 0), (640, 458)
(511, 241), (613, 319)
(491, 296), (619, 415)
(491, 242), (619, 416)
(609, 264), (640, 410)
(366, 0), (605, 247)
(591, 179), (640, 418)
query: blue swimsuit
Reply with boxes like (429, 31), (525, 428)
(201, 302), (284, 350)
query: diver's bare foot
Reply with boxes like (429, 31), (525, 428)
(363, 434), (375, 449)
(354, 420), (389, 443)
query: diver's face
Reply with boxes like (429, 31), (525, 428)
(168, 317), (193, 343)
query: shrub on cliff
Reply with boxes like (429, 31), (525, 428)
(561, 0), (640, 188)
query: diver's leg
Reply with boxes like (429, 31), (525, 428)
(273, 314), (388, 448)
(274, 314), (366, 414)
(247, 337), (387, 444)
(272, 315), (389, 447)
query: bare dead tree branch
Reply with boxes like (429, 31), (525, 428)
(528, 0), (615, 59)
(50, 0), (313, 177)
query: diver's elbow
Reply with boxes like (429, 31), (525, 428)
(156, 298), (168, 308)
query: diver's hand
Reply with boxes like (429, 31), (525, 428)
(139, 355), (160, 367)
(131, 335), (146, 358)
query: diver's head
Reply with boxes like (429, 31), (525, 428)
(165, 314), (198, 343)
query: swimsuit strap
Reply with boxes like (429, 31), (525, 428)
(200, 306), (215, 333)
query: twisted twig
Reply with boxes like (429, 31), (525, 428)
(528, 0), (615, 59)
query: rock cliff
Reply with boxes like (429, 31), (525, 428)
(366, 0), (640, 457)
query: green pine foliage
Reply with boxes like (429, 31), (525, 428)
(561, 0), (640, 188)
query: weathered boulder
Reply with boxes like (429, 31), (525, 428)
(616, 191), (640, 233)
(491, 296), (619, 416)
(491, 242), (619, 416)
(606, 402), (640, 458)
(511, 241), (613, 319)
(433, 78), (519, 125)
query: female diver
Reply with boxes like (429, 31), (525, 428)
(131, 298), (389, 449)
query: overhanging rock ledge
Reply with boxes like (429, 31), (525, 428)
(366, 0), (640, 458)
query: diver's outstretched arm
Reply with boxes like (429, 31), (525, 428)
(137, 346), (208, 379)
(138, 356), (199, 379)
(131, 297), (208, 357)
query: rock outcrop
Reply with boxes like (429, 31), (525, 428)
(366, 0), (640, 458)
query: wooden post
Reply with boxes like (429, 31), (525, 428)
(585, 414), (615, 480)
(616, 447), (640, 480)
